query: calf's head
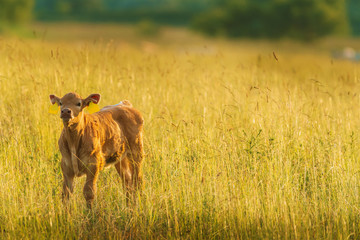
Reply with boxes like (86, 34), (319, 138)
(49, 92), (100, 123)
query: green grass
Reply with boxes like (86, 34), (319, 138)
(1, 23), (360, 239)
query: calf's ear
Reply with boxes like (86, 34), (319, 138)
(83, 93), (101, 106)
(49, 94), (60, 105)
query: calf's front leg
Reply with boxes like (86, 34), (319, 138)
(83, 161), (100, 209)
(61, 160), (75, 203)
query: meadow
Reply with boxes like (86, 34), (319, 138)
(1, 23), (360, 239)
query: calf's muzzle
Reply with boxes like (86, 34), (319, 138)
(61, 108), (73, 120)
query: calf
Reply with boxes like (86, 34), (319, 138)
(49, 92), (144, 208)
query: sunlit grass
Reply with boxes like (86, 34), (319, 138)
(1, 24), (360, 239)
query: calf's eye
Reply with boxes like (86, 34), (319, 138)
(59, 102), (62, 106)
(77, 102), (81, 107)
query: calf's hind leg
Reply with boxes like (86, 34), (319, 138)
(128, 150), (143, 191)
(115, 158), (133, 202)
(128, 135), (144, 191)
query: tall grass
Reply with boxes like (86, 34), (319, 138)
(1, 31), (360, 239)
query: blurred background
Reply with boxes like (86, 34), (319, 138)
(0, 0), (359, 41)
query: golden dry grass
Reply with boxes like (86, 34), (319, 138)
(1, 23), (360, 239)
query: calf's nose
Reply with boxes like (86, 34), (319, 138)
(61, 108), (72, 114)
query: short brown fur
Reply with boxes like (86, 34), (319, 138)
(50, 92), (144, 208)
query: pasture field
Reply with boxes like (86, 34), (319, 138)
(1, 23), (360, 239)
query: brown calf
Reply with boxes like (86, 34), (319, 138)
(49, 92), (144, 208)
